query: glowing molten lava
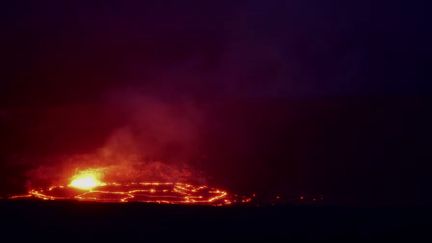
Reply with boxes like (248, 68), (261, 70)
(69, 169), (104, 190)
(10, 168), (249, 206)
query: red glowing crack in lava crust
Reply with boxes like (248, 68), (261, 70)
(10, 169), (248, 206)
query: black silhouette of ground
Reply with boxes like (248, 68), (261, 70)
(1, 200), (431, 242)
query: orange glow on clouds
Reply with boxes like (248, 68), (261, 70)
(10, 126), (253, 205)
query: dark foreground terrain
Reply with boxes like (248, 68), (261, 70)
(1, 200), (431, 242)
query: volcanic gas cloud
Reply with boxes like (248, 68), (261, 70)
(10, 98), (250, 205)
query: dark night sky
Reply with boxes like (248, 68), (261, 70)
(1, 1), (431, 205)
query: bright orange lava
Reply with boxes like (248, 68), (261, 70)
(69, 169), (104, 190)
(11, 182), (238, 205)
(9, 170), (248, 206)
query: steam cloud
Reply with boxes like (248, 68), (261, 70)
(26, 94), (206, 188)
